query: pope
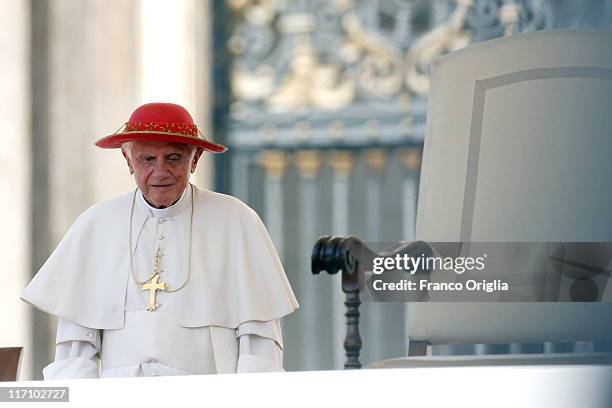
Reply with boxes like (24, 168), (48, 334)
(21, 102), (299, 379)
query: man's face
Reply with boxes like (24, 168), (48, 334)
(122, 141), (203, 208)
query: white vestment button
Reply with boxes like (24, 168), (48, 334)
(87, 332), (94, 338)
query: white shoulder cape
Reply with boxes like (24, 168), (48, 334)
(21, 186), (299, 329)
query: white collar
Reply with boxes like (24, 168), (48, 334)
(136, 183), (192, 218)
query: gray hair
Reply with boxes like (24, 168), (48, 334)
(121, 141), (134, 157)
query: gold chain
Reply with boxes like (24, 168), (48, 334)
(128, 184), (194, 292)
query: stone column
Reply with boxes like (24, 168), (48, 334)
(0, 0), (31, 381)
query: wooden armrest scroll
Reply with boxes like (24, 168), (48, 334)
(312, 236), (433, 368)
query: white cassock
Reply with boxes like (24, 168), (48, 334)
(21, 184), (299, 379)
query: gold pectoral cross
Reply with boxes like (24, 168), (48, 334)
(142, 273), (166, 311)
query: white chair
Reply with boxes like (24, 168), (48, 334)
(374, 29), (612, 367)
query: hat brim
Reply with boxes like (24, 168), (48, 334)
(95, 132), (228, 153)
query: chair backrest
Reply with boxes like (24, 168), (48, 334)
(0, 347), (23, 382)
(410, 29), (612, 346)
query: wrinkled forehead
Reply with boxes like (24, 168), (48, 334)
(128, 141), (195, 155)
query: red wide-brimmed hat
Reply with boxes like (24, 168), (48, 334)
(95, 102), (227, 153)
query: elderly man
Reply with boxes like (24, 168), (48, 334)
(21, 102), (299, 378)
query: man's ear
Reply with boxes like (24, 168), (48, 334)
(122, 148), (134, 175)
(191, 148), (204, 173)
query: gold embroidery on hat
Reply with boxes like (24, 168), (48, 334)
(123, 121), (199, 137)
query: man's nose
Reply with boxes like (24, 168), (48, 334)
(152, 160), (171, 176)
